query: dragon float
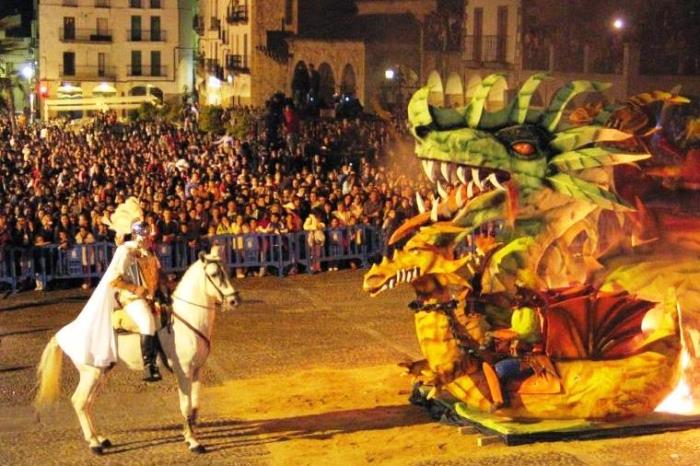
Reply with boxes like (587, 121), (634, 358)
(363, 73), (700, 420)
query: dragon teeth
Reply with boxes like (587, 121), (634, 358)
(486, 173), (506, 191)
(430, 197), (439, 222)
(467, 180), (475, 199)
(440, 162), (451, 181)
(416, 193), (426, 214)
(422, 160), (436, 183)
(388, 278), (396, 289)
(456, 166), (467, 185)
(455, 186), (464, 206)
(437, 181), (449, 200)
(379, 284), (388, 292)
(471, 169), (484, 189)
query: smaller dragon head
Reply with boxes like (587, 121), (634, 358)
(363, 232), (501, 300)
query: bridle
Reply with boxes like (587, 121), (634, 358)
(170, 258), (238, 352)
(171, 258), (238, 310)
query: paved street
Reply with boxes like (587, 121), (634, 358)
(1, 270), (699, 465)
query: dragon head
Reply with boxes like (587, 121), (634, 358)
(393, 73), (651, 248)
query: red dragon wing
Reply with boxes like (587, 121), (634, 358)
(542, 289), (655, 360)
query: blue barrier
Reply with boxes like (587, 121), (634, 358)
(0, 226), (386, 291)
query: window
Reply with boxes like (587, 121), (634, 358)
(284, 0), (293, 25)
(63, 52), (75, 75)
(473, 8), (483, 62)
(63, 17), (75, 41)
(150, 50), (161, 76)
(129, 0), (142, 8)
(131, 50), (142, 75)
(150, 16), (161, 41)
(150, 0), (161, 8)
(496, 6), (508, 62)
(243, 33), (247, 68)
(131, 16), (142, 41)
(98, 53), (106, 76)
(96, 18), (108, 36)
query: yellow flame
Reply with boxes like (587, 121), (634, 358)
(655, 349), (700, 415)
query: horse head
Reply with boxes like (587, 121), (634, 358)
(198, 245), (240, 311)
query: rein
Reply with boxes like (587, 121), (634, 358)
(169, 259), (237, 351)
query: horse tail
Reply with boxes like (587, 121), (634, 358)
(34, 336), (64, 408)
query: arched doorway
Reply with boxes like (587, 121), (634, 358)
(340, 63), (356, 95)
(445, 72), (464, 107)
(465, 73), (482, 103)
(291, 61), (310, 105)
(317, 62), (335, 107)
(486, 78), (508, 111)
(426, 70), (444, 106)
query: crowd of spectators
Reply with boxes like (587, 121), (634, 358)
(0, 106), (432, 286)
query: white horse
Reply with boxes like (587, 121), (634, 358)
(34, 247), (240, 454)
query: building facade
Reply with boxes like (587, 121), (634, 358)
(38, 0), (195, 117)
(197, 0), (298, 107)
(424, 0), (700, 112)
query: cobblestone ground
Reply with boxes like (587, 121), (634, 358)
(1, 271), (699, 465)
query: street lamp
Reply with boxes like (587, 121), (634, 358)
(384, 68), (395, 80)
(20, 64), (35, 123)
(612, 18), (625, 30)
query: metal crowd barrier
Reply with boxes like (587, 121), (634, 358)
(0, 226), (386, 291)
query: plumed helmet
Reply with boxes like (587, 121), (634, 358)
(131, 221), (148, 238)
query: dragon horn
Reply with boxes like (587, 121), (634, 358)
(547, 173), (634, 211)
(549, 126), (632, 152)
(548, 147), (650, 171)
(540, 80), (612, 132)
(467, 73), (508, 128)
(510, 73), (549, 125)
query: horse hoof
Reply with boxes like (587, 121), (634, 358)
(90, 446), (104, 455)
(100, 438), (112, 448)
(190, 444), (206, 454)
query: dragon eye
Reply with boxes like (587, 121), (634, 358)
(512, 142), (536, 156)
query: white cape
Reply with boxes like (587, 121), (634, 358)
(56, 242), (135, 367)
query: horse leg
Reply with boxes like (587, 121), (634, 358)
(72, 365), (103, 454)
(86, 368), (112, 449)
(190, 367), (202, 426)
(175, 366), (204, 453)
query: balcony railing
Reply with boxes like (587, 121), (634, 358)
(95, 0), (110, 7)
(60, 28), (113, 43)
(227, 5), (248, 24)
(210, 17), (221, 31)
(127, 29), (166, 41)
(464, 35), (510, 65)
(226, 54), (249, 72)
(127, 65), (167, 77)
(59, 65), (116, 80)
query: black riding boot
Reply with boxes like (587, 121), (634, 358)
(140, 334), (162, 382)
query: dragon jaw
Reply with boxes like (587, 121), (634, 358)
(362, 240), (476, 299)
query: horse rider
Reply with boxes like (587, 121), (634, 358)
(111, 221), (163, 382)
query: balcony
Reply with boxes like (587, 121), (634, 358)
(60, 28), (113, 43)
(464, 35), (511, 67)
(225, 54), (249, 73)
(227, 5), (248, 24)
(59, 65), (116, 80)
(127, 29), (167, 42)
(127, 65), (167, 77)
(210, 17), (221, 31)
(95, 0), (110, 7)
